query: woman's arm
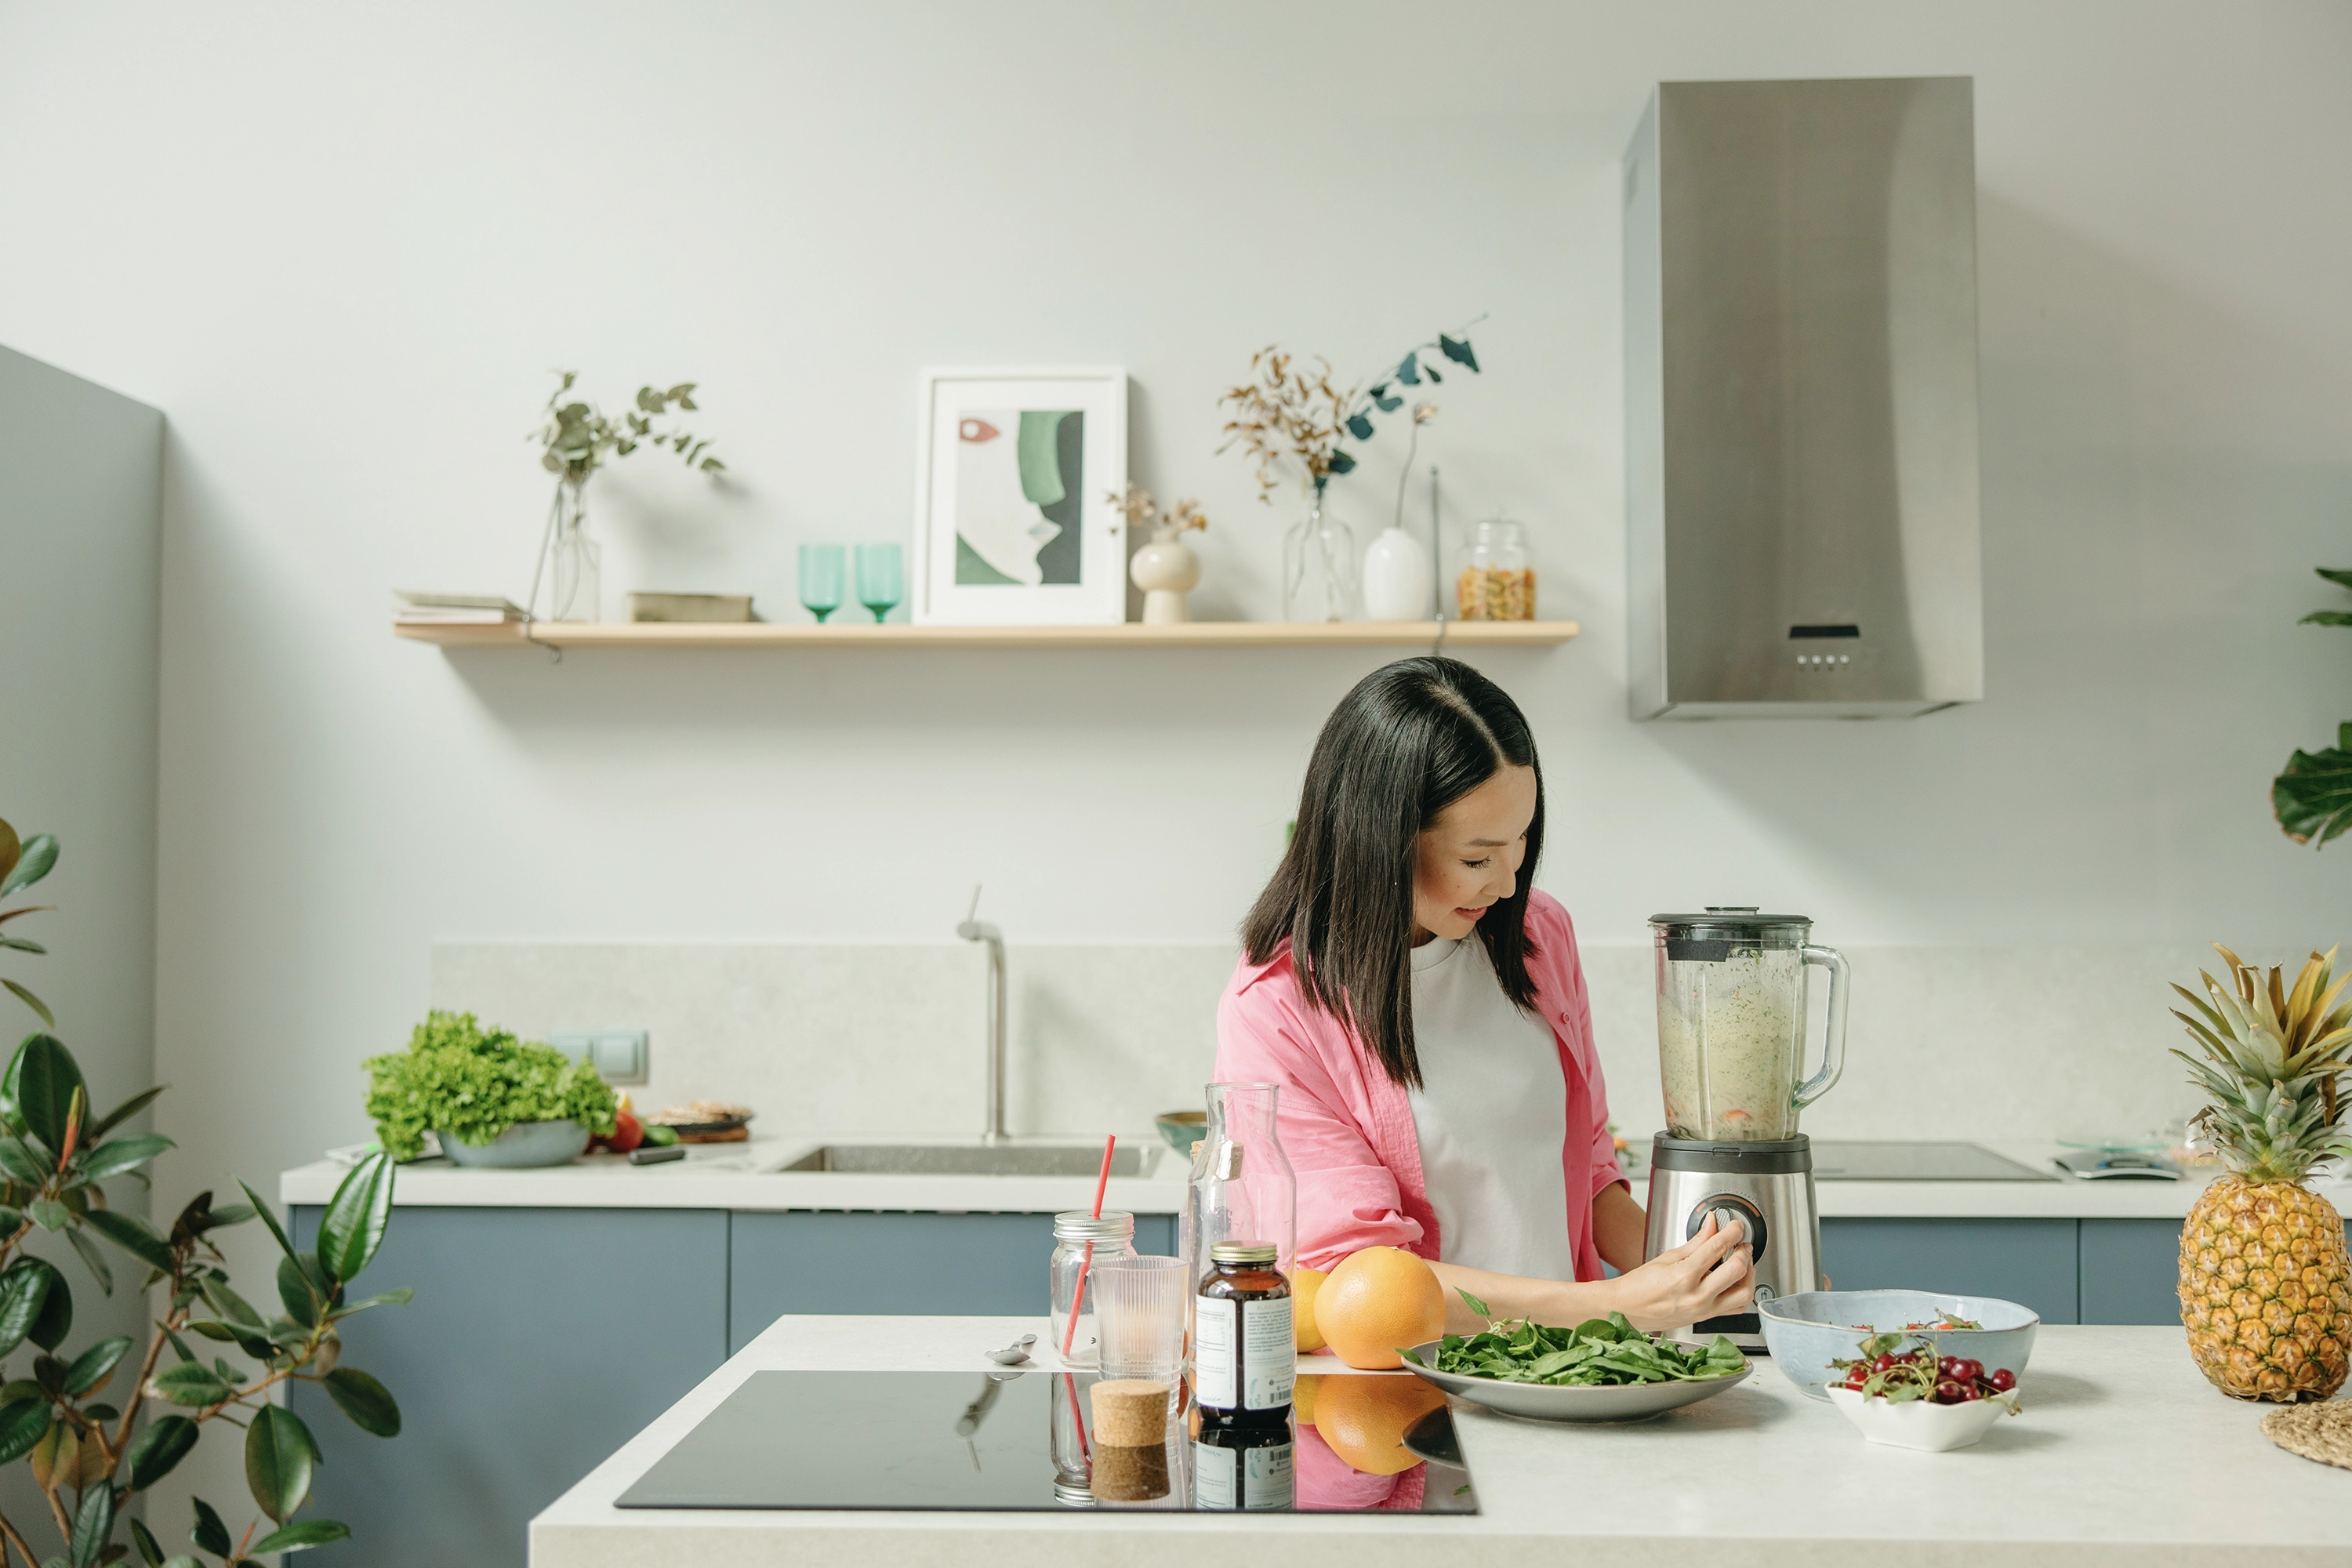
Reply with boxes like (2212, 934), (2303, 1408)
(1590, 1181), (1647, 1274)
(1428, 1210), (1752, 1334)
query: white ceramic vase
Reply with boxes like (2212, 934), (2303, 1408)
(1130, 527), (1202, 625)
(1362, 525), (1433, 621)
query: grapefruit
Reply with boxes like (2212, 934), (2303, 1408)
(1315, 1247), (1446, 1370)
(1293, 1265), (1330, 1352)
(1294, 1372), (1322, 1428)
(1312, 1374), (1446, 1475)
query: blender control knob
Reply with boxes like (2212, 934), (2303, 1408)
(1685, 1195), (1766, 1263)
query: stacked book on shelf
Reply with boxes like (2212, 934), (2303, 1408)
(394, 592), (525, 627)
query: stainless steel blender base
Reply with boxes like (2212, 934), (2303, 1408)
(1642, 1134), (1823, 1352)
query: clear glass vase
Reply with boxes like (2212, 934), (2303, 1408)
(548, 485), (601, 623)
(1282, 501), (1358, 623)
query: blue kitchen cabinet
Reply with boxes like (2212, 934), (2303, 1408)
(726, 1210), (1177, 1353)
(1819, 1218), (2081, 1323)
(2080, 1219), (2184, 1325)
(289, 1205), (729, 1568)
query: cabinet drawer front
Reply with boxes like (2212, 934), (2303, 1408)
(1820, 1218), (2078, 1323)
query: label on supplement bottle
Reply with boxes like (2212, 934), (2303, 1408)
(1191, 1438), (1295, 1511)
(1194, 1296), (1295, 1411)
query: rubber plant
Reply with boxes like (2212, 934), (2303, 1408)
(2274, 568), (2352, 848)
(0, 817), (412, 1567)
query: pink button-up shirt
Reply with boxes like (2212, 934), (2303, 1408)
(1212, 889), (1626, 1280)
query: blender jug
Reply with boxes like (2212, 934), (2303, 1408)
(1653, 909), (1849, 1141)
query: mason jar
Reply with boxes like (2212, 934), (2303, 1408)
(1456, 517), (1534, 620)
(1050, 1210), (1136, 1367)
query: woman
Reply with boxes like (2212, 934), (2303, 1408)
(1214, 656), (1751, 1334)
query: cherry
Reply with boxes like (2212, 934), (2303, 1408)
(1871, 1353), (1896, 1373)
(1960, 1384), (1984, 1401)
(1988, 1368), (2016, 1393)
(1954, 1359), (1984, 1383)
(1936, 1356), (1958, 1377)
(1935, 1379), (1965, 1403)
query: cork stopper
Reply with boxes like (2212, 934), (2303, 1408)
(1089, 1441), (1168, 1502)
(1088, 1378), (1172, 1447)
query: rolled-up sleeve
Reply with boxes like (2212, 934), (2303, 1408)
(1215, 980), (1423, 1272)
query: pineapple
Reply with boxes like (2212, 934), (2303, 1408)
(2170, 945), (2352, 1401)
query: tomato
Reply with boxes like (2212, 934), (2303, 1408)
(609, 1109), (644, 1154)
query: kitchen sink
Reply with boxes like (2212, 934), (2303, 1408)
(779, 1144), (1153, 1178)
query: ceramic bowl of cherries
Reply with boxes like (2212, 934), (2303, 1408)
(1824, 1334), (2022, 1452)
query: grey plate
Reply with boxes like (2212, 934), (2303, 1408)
(1399, 1341), (1751, 1423)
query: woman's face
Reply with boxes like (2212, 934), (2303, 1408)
(1411, 764), (1537, 943)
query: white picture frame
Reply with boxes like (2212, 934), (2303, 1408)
(913, 366), (1128, 626)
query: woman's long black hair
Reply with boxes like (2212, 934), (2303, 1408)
(1241, 655), (1544, 1089)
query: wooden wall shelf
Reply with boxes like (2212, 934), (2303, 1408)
(394, 619), (1580, 651)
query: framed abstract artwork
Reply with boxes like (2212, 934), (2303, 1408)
(912, 367), (1128, 625)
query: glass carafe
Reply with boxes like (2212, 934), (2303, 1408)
(1185, 1083), (1296, 1388)
(1652, 908), (1848, 1141)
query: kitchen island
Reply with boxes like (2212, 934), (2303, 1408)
(531, 1312), (2350, 1566)
(280, 1142), (2352, 1565)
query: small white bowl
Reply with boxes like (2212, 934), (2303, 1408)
(1827, 1385), (2016, 1451)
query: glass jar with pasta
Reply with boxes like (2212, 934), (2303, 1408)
(1455, 517), (1534, 621)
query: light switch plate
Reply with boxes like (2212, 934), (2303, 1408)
(550, 1029), (648, 1085)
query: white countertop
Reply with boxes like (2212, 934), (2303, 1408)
(530, 1313), (2351, 1566)
(281, 1137), (2346, 1221)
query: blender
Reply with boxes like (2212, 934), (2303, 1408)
(1642, 908), (1849, 1350)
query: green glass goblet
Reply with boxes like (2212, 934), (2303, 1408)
(855, 543), (904, 623)
(797, 544), (845, 624)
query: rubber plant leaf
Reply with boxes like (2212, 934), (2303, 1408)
(87, 1084), (165, 1143)
(69, 1473), (112, 1568)
(24, 1259), (68, 1350)
(250, 1519), (351, 1554)
(317, 1149), (395, 1283)
(84, 1208), (176, 1275)
(125, 1414), (199, 1490)
(191, 1496), (233, 1557)
(2275, 724), (2352, 848)
(245, 1404), (317, 1523)
(78, 1131), (175, 1183)
(323, 1366), (401, 1436)
(0, 833), (55, 898)
(2, 979), (53, 1028)
(6, 1033), (82, 1153)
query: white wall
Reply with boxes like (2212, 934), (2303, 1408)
(0, 343), (163, 1540)
(1, 0), (2348, 1536)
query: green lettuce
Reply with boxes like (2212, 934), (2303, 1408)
(365, 1011), (616, 1161)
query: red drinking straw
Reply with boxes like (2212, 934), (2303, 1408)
(1059, 1134), (1117, 1359)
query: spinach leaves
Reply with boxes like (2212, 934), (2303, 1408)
(1402, 1297), (1746, 1387)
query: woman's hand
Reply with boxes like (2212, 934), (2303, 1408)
(1601, 1211), (1754, 1333)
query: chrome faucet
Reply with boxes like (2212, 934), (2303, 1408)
(956, 886), (1007, 1145)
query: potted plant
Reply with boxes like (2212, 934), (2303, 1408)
(1109, 486), (1207, 625)
(365, 1012), (616, 1167)
(0, 817), (413, 1565)
(2273, 566), (2352, 848)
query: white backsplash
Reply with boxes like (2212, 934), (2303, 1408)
(431, 942), (2220, 1149)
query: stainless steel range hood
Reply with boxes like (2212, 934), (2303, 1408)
(1624, 77), (1984, 719)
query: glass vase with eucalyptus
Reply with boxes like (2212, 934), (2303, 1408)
(539, 479), (601, 623)
(1283, 484), (1358, 623)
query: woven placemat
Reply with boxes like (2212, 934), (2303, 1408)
(2261, 1401), (2352, 1469)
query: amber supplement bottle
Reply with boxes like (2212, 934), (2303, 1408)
(1193, 1242), (1294, 1421)
(1192, 1416), (1294, 1511)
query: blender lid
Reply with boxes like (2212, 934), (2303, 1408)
(1649, 907), (1812, 930)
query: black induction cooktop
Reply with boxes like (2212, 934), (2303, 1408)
(616, 1370), (1478, 1515)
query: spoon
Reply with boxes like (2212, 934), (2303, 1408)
(986, 1334), (1036, 1366)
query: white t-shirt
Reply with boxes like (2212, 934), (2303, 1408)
(1405, 934), (1577, 1279)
